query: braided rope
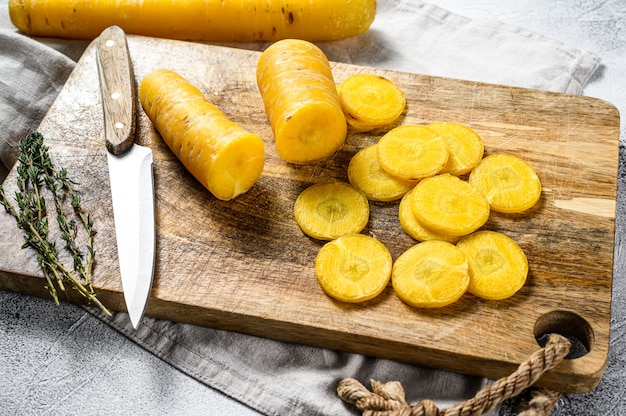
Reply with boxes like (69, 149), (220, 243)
(337, 333), (571, 416)
(517, 388), (564, 416)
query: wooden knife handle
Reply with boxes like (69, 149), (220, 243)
(96, 26), (136, 155)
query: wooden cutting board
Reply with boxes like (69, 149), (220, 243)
(0, 35), (619, 394)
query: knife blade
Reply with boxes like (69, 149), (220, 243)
(96, 26), (155, 329)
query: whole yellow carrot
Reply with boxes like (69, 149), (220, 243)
(9, 0), (376, 41)
(139, 69), (264, 201)
(256, 39), (347, 164)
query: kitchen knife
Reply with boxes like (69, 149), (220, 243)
(96, 26), (155, 329)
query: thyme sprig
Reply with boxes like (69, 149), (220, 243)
(0, 131), (111, 316)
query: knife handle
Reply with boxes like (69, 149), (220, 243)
(96, 26), (136, 155)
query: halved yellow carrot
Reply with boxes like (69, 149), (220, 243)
(256, 39), (347, 164)
(392, 240), (469, 308)
(411, 173), (490, 237)
(139, 68), (264, 201)
(469, 153), (542, 213)
(294, 181), (369, 240)
(456, 230), (528, 300)
(428, 122), (484, 176)
(338, 74), (406, 132)
(316, 233), (392, 303)
(376, 125), (449, 180)
(9, 0), (376, 41)
(348, 144), (417, 202)
(398, 187), (460, 244)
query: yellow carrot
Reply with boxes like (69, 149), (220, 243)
(293, 181), (369, 241)
(316, 234), (392, 303)
(139, 68), (264, 201)
(256, 39), (347, 164)
(456, 230), (528, 300)
(338, 73), (406, 132)
(398, 187), (461, 244)
(9, 0), (376, 41)
(377, 125), (449, 180)
(392, 240), (470, 308)
(411, 173), (490, 237)
(428, 122), (484, 176)
(348, 144), (417, 202)
(469, 153), (542, 213)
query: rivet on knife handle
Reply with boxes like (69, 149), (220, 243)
(96, 25), (136, 155)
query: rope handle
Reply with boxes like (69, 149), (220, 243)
(337, 333), (571, 416)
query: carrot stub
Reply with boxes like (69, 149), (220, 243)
(256, 39), (347, 164)
(294, 182), (369, 241)
(469, 153), (542, 213)
(316, 234), (392, 303)
(138, 68), (264, 201)
(338, 74), (406, 132)
(392, 240), (470, 308)
(456, 230), (528, 300)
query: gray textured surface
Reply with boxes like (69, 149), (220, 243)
(1, 293), (258, 415)
(1, 1), (625, 415)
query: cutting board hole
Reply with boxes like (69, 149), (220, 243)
(534, 310), (593, 359)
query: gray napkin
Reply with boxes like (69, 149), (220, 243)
(0, 0), (601, 415)
(0, 30), (75, 172)
(320, 0), (599, 94)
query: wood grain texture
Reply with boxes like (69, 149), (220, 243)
(96, 25), (136, 155)
(0, 36), (619, 394)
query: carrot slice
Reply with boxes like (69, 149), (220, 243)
(398, 187), (460, 243)
(294, 182), (369, 240)
(348, 144), (417, 201)
(456, 230), (528, 300)
(428, 122), (484, 175)
(376, 125), (448, 180)
(256, 39), (347, 164)
(469, 154), (542, 213)
(411, 173), (490, 237)
(392, 240), (469, 308)
(315, 233), (392, 303)
(338, 74), (406, 132)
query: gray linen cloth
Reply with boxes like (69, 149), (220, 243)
(0, 0), (601, 415)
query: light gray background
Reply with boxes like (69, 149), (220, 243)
(1, 1), (624, 415)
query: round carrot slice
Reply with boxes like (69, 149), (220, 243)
(294, 181), (369, 240)
(411, 173), (490, 237)
(428, 122), (484, 175)
(392, 240), (469, 308)
(376, 125), (449, 180)
(398, 187), (460, 243)
(469, 154), (542, 213)
(348, 144), (417, 201)
(338, 73), (405, 132)
(456, 230), (528, 300)
(316, 234), (392, 303)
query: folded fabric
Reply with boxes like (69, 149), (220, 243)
(0, 0), (601, 415)
(318, 0), (599, 94)
(0, 29), (77, 172)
